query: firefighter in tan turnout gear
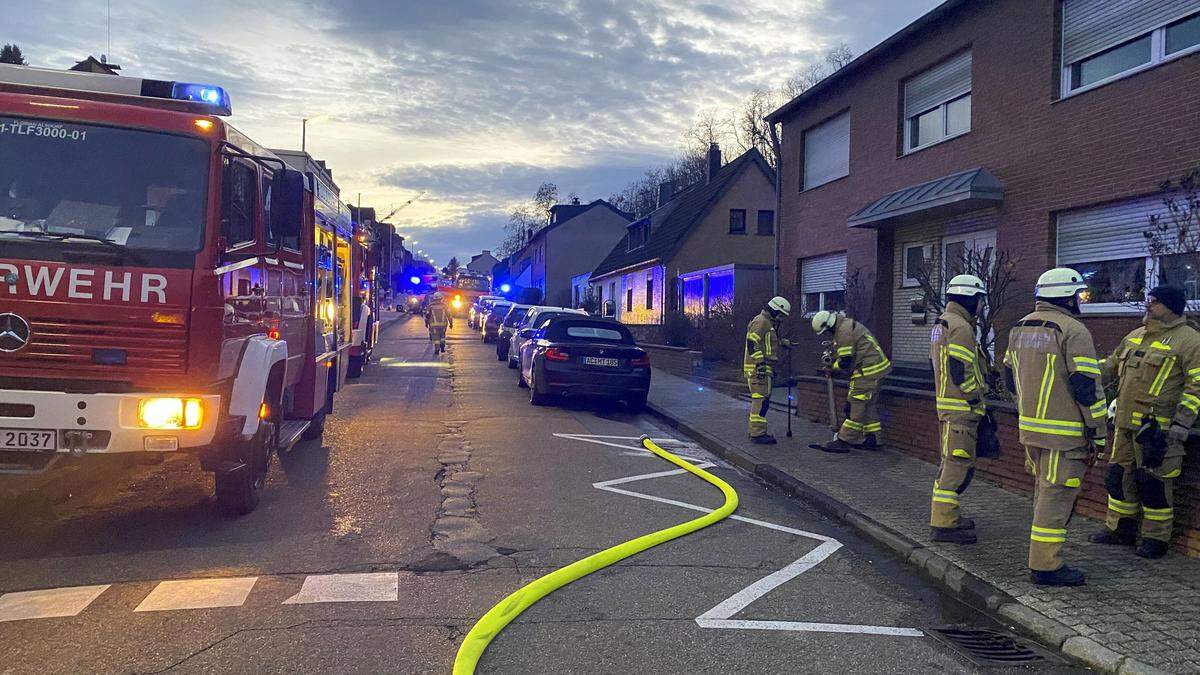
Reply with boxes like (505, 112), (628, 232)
(1090, 284), (1200, 560)
(744, 297), (792, 444)
(929, 274), (988, 545)
(812, 310), (891, 453)
(1005, 268), (1107, 587)
(425, 293), (452, 354)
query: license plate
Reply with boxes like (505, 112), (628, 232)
(0, 428), (57, 452)
(583, 356), (620, 367)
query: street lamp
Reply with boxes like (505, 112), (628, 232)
(301, 114), (329, 153)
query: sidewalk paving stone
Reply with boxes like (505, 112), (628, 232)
(648, 367), (1195, 674)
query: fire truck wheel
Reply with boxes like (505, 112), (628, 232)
(348, 354), (364, 379)
(301, 369), (336, 441)
(215, 421), (274, 515)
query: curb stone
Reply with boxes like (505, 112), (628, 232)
(647, 399), (1152, 674)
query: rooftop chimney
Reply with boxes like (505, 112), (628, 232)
(657, 180), (675, 209)
(483, 249), (491, 256)
(706, 143), (721, 184)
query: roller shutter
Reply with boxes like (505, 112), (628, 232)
(801, 253), (847, 293)
(1063, 0), (1200, 65)
(802, 111), (850, 190)
(904, 50), (972, 119)
(1057, 196), (1169, 264)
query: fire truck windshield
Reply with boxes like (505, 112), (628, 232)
(0, 116), (209, 260)
(456, 276), (490, 292)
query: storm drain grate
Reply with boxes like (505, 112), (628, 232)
(928, 626), (1061, 667)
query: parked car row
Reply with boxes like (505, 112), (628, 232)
(473, 301), (652, 410)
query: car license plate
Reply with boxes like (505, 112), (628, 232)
(0, 428), (57, 452)
(583, 356), (620, 367)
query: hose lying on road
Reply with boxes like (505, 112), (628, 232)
(452, 435), (739, 674)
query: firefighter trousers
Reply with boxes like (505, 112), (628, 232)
(1103, 427), (1184, 543)
(747, 373), (772, 437)
(838, 375), (883, 445)
(930, 418), (978, 528)
(1027, 445), (1087, 571)
(429, 325), (447, 347)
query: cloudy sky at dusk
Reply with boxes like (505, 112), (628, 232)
(9, 0), (938, 265)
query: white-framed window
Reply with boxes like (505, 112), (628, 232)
(802, 111), (850, 190)
(903, 50), (972, 153)
(1061, 1), (1200, 97)
(799, 253), (847, 316)
(902, 243), (934, 287)
(1057, 195), (1176, 313)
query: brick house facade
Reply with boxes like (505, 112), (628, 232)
(590, 145), (777, 326)
(768, 0), (1200, 556)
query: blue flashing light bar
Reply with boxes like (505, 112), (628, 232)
(170, 82), (232, 115)
(499, 283), (512, 293)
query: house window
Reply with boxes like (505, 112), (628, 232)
(799, 253), (847, 315)
(646, 272), (654, 310)
(729, 209), (746, 234)
(1062, 1), (1200, 96)
(1057, 195), (1176, 312)
(608, 281), (616, 317)
(902, 243), (934, 287)
(903, 50), (971, 153)
(757, 210), (775, 235)
(626, 287), (634, 312)
(626, 218), (649, 250)
(802, 110), (850, 190)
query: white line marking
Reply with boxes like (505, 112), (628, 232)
(135, 577), (258, 612)
(588, 444), (923, 638)
(0, 585), (110, 622)
(282, 573), (398, 604)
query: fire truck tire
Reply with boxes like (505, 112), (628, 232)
(215, 421), (275, 515)
(348, 353), (364, 379)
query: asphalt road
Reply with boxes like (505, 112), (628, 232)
(0, 315), (1074, 674)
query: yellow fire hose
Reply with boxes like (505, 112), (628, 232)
(452, 435), (739, 674)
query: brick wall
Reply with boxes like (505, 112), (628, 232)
(641, 344), (701, 378)
(797, 378), (1200, 558)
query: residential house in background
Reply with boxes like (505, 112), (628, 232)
(69, 55), (120, 74)
(466, 250), (499, 277)
(508, 198), (633, 306)
(590, 144), (777, 325)
(767, 0), (1200, 372)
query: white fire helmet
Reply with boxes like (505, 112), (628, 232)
(767, 296), (791, 316)
(946, 274), (987, 297)
(1035, 267), (1087, 299)
(811, 310), (837, 334)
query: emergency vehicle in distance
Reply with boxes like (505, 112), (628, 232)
(0, 63), (363, 514)
(439, 271), (491, 317)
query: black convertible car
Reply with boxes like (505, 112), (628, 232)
(518, 316), (650, 409)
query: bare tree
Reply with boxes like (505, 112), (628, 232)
(912, 246), (1021, 375)
(733, 88), (782, 169)
(841, 266), (870, 321)
(496, 182), (561, 257)
(1144, 166), (1200, 265)
(824, 43), (856, 71)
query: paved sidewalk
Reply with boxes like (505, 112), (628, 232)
(648, 368), (1200, 674)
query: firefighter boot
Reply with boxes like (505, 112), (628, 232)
(821, 437), (853, 454)
(751, 434), (778, 445)
(931, 526), (977, 545)
(1089, 518), (1137, 546)
(861, 434), (882, 451)
(1136, 538), (1169, 559)
(956, 517), (976, 530)
(1030, 565), (1086, 587)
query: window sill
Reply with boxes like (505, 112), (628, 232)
(899, 280), (922, 289)
(1059, 43), (1200, 102)
(728, 231), (747, 236)
(1079, 303), (1142, 316)
(901, 129), (969, 157)
(756, 232), (775, 237)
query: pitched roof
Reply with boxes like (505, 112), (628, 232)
(528, 199), (633, 244)
(591, 148), (774, 279)
(765, 0), (968, 124)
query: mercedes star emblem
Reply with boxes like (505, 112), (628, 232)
(0, 313), (31, 353)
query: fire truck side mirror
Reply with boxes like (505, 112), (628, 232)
(271, 168), (305, 242)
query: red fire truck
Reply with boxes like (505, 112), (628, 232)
(439, 272), (491, 318)
(0, 64), (355, 514)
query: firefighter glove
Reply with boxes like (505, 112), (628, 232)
(780, 338), (793, 350)
(755, 363), (772, 377)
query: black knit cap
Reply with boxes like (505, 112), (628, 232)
(1148, 285), (1187, 316)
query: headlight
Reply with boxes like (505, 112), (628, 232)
(452, 298), (463, 308)
(138, 397), (204, 429)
